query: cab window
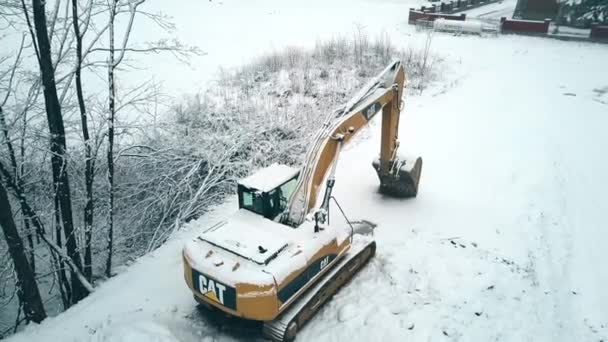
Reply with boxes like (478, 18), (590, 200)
(268, 178), (298, 215)
(278, 178), (297, 207)
(240, 189), (264, 215)
(267, 179), (297, 219)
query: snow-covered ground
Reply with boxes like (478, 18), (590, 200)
(7, 0), (608, 341)
(128, 0), (427, 97)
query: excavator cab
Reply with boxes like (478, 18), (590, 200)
(237, 164), (300, 221)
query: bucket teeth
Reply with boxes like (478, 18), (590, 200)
(372, 156), (422, 197)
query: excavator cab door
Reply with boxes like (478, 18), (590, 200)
(238, 186), (266, 215)
(264, 176), (298, 220)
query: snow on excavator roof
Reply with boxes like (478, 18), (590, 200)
(199, 209), (290, 265)
(238, 163), (299, 192)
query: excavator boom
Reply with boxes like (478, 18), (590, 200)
(284, 60), (423, 227)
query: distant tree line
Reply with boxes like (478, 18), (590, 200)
(558, 0), (608, 26)
(515, 0), (607, 26)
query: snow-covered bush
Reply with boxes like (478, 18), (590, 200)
(110, 34), (440, 255)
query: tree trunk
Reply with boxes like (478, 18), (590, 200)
(0, 181), (46, 323)
(0, 105), (36, 273)
(0, 161), (71, 307)
(105, 1), (117, 278)
(54, 195), (71, 308)
(71, 0), (95, 283)
(25, 219), (35, 274)
(31, 0), (88, 303)
(19, 106), (36, 272)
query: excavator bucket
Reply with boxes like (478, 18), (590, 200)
(372, 155), (423, 197)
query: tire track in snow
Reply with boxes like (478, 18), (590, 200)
(522, 145), (606, 341)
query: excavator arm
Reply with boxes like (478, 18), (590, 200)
(283, 60), (423, 227)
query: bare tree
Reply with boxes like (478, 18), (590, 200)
(0, 0), (203, 333)
(0, 180), (46, 324)
(106, 0), (118, 279)
(31, 0), (88, 302)
(0, 34), (36, 272)
(0, 160), (95, 290)
(71, 0), (95, 282)
(105, 0), (145, 278)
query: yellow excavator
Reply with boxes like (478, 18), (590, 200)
(182, 60), (422, 341)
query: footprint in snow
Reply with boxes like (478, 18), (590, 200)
(338, 303), (360, 322)
(93, 320), (180, 342)
(592, 86), (608, 96)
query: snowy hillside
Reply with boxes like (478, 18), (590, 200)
(6, 0), (608, 341)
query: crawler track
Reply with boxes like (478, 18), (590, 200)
(262, 240), (377, 341)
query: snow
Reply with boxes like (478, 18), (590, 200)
(184, 209), (348, 286)
(91, 320), (180, 342)
(337, 303), (360, 322)
(551, 25), (590, 37)
(197, 210), (290, 265)
(266, 220), (351, 284)
(126, 0), (430, 97)
(238, 164), (299, 192)
(7, 1), (608, 342)
(184, 235), (277, 288)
